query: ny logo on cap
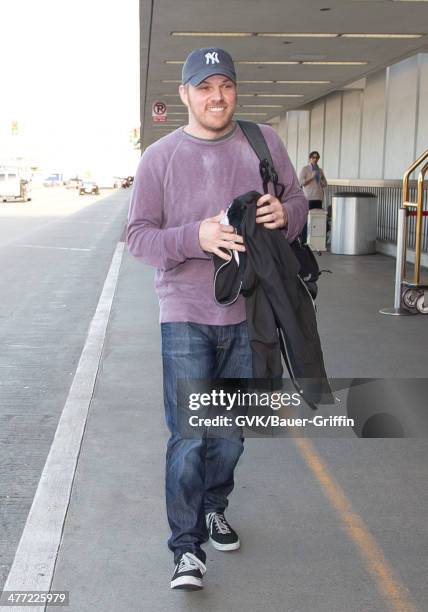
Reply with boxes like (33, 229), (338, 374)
(205, 51), (219, 65)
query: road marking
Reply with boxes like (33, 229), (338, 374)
(294, 438), (417, 612)
(20, 244), (92, 252)
(2, 242), (125, 612)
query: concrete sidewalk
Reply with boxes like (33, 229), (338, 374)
(48, 250), (427, 612)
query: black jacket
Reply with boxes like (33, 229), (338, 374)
(214, 191), (331, 406)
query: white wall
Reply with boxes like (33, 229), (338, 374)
(360, 71), (386, 179)
(323, 94), (342, 177)
(310, 102), (324, 158)
(340, 91), (362, 179)
(384, 56), (419, 180)
(286, 111), (299, 165)
(278, 53), (428, 181)
(297, 111), (310, 172)
(416, 54), (428, 161)
(276, 114), (288, 145)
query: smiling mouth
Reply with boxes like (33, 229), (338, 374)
(208, 107), (227, 112)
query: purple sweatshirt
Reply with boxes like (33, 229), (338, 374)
(127, 123), (308, 324)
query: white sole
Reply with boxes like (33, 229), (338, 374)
(209, 537), (240, 551)
(171, 575), (203, 590)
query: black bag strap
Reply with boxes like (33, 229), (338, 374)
(237, 120), (285, 199)
(238, 119), (321, 295)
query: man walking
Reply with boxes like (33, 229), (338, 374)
(127, 47), (308, 590)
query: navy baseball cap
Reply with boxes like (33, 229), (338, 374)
(182, 48), (237, 86)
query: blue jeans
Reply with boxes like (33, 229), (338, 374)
(161, 321), (253, 564)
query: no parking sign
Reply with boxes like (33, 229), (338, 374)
(152, 101), (167, 123)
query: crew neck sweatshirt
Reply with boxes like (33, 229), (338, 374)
(127, 123), (308, 324)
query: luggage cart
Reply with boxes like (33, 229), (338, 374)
(380, 149), (428, 315)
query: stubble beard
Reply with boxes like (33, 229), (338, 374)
(188, 100), (236, 136)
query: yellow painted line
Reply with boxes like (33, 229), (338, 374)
(293, 438), (418, 612)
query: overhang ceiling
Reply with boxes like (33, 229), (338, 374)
(140, 0), (428, 148)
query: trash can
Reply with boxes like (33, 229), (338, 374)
(331, 192), (377, 255)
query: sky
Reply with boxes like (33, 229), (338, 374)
(0, 0), (140, 176)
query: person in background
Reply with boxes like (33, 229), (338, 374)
(299, 151), (328, 244)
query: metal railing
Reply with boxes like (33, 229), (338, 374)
(402, 151), (428, 285)
(379, 150), (428, 316)
(325, 182), (428, 254)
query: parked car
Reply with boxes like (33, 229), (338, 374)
(79, 180), (99, 195)
(0, 169), (31, 202)
(112, 176), (134, 188)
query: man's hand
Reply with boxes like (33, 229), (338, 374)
(199, 210), (246, 261)
(256, 194), (288, 230)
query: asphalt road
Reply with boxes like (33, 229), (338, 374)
(0, 186), (130, 587)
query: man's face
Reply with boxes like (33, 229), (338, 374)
(310, 154), (320, 164)
(179, 75), (237, 137)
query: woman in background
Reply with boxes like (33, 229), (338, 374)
(299, 151), (328, 244)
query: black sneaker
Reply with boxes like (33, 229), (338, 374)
(170, 552), (206, 590)
(206, 512), (240, 551)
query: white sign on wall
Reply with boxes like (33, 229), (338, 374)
(152, 101), (167, 123)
